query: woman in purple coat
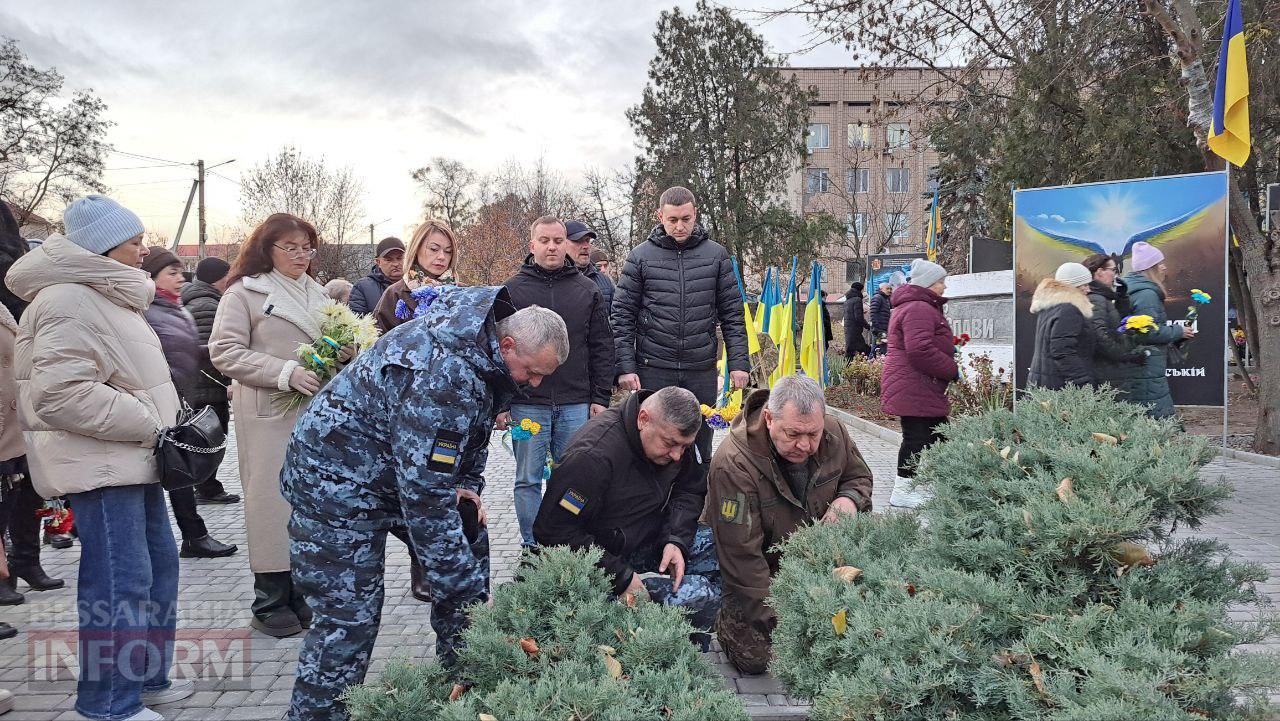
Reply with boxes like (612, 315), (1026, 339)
(879, 259), (958, 509)
(141, 247), (238, 559)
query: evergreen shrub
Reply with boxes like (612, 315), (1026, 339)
(344, 546), (747, 721)
(771, 385), (1280, 720)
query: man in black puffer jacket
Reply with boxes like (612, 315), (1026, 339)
(500, 216), (615, 548)
(612, 186), (749, 470)
(180, 256), (240, 504)
(348, 237), (404, 315)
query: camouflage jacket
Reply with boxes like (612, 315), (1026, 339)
(281, 285), (517, 605)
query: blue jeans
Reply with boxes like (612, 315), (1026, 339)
(511, 403), (590, 547)
(67, 483), (180, 720)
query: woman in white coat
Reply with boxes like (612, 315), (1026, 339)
(210, 213), (330, 638)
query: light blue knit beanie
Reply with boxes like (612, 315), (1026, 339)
(63, 194), (146, 254)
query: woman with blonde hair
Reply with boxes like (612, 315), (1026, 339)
(210, 213), (340, 638)
(373, 219), (457, 333)
(1118, 241), (1194, 418)
(372, 218), (481, 603)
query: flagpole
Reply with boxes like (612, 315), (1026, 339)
(1223, 167), (1230, 451)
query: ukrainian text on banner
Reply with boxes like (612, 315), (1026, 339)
(1013, 171), (1228, 405)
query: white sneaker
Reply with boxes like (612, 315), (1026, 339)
(142, 677), (195, 706)
(0, 688), (12, 715)
(69, 708), (163, 721)
(888, 475), (932, 509)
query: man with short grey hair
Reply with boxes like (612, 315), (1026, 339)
(534, 385), (721, 639)
(705, 374), (873, 674)
(282, 286), (567, 721)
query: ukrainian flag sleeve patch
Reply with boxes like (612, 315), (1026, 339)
(559, 488), (587, 515)
(427, 430), (464, 473)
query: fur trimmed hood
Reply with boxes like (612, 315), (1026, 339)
(1030, 279), (1092, 317)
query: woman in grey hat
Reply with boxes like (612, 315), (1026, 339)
(879, 258), (958, 509)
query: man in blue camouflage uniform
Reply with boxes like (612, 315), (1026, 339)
(280, 286), (568, 721)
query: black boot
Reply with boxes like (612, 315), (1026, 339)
(180, 535), (238, 558)
(409, 558), (432, 603)
(0, 579), (23, 606)
(250, 572), (302, 638)
(9, 564), (64, 591)
(290, 584), (313, 629)
(0, 621), (15, 640)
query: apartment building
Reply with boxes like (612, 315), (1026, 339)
(783, 66), (960, 289)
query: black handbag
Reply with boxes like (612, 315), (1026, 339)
(155, 403), (228, 492)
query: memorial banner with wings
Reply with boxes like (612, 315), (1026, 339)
(1013, 171), (1228, 405)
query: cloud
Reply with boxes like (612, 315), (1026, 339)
(1050, 214), (1066, 222)
(7, 0), (843, 240)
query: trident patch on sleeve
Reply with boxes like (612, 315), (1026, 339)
(559, 488), (587, 515)
(719, 492), (747, 525)
(427, 430), (465, 473)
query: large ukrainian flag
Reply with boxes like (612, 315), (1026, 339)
(768, 259), (798, 389)
(1208, 0), (1250, 167)
(799, 262), (827, 388)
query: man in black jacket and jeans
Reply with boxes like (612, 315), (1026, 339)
(534, 386), (719, 631)
(499, 216), (615, 548)
(181, 256), (240, 504)
(612, 187), (750, 471)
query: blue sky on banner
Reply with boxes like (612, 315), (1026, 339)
(1016, 174), (1227, 257)
(6, 1), (852, 239)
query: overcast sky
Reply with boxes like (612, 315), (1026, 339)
(7, 1), (854, 242)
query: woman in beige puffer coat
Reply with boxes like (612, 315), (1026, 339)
(8, 194), (191, 720)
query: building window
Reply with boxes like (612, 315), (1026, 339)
(885, 212), (910, 242)
(887, 122), (910, 148)
(845, 168), (869, 194)
(846, 212), (870, 238)
(805, 168), (831, 194)
(846, 122), (871, 150)
(886, 167), (910, 194)
(845, 258), (860, 283)
(807, 123), (830, 151)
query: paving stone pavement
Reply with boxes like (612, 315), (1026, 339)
(1, 418), (1276, 720)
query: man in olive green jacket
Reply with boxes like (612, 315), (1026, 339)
(704, 375), (873, 674)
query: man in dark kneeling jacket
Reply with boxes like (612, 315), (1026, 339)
(533, 386), (720, 630)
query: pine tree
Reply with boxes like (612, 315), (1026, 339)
(343, 547), (746, 721)
(770, 386), (1280, 720)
